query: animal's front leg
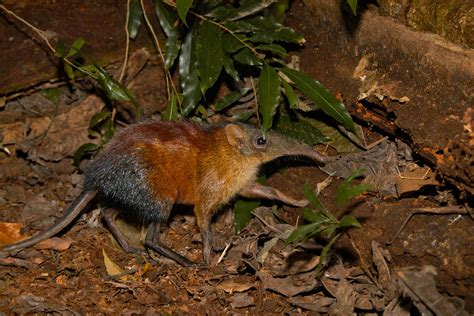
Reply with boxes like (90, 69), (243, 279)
(194, 203), (214, 265)
(238, 182), (308, 207)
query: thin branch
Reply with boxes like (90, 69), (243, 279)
(119, 0), (132, 83)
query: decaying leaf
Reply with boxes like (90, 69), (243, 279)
(216, 277), (256, 293)
(102, 249), (124, 277)
(398, 266), (469, 316)
(35, 237), (74, 251)
(0, 221), (27, 245)
(257, 270), (319, 297)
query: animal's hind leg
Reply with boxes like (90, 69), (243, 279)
(145, 221), (194, 267)
(101, 208), (145, 255)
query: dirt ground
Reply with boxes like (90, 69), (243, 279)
(0, 1), (473, 315)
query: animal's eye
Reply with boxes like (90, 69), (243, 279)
(253, 136), (267, 149)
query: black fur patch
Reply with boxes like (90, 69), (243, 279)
(84, 152), (168, 224)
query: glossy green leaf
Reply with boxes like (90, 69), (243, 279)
(256, 44), (287, 57)
(73, 143), (99, 166)
(89, 111), (111, 129)
(179, 27), (202, 115)
(65, 37), (85, 58)
(346, 0), (357, 15)
(165, 35), (181, 70)
(233, 199), (260, 234)
(274, 116), (329, 146)
(95, 66), (134, 102)
(280, 67), (355, 132)
(197, 21), (224, 93)
(41, 88), (60, 104)
(239, 16), (304, 44)
(155, 0), (177, 38)
(128, 0), (143, 39)
(214, 88), (249, 111)
(227, 0), (278, 21)
(232, 111), (253, 122)
(321, 225), (337, 239)
(303, 183), (326, 212)
(258, 64), (280, 134)
(232, 47), (262, 66)
(334, 169), (371, 206)
(222, 33), (245, 53)
(339, 215), (362, 228)
(177, 0), (193, 27)
(223, 54), (240, 82)
(205, 5), (238, 21)
(281, 79), (298, 109)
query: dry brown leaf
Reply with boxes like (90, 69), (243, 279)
(229, 292), (255, 309)
(35, 237), (74, 251)
(102, 248), (124, 276)
(216, 278), (256, 294)
(0, 221), (28, 245)
(257, 270), (319, 297)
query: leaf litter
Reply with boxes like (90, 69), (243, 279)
(0, 51), (471, 314)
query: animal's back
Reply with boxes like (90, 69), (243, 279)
(83, 121), (219, 223)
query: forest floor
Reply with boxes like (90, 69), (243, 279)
(0, 2), (472, 315)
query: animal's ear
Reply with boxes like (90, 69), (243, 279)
(225, 124), (244, 149)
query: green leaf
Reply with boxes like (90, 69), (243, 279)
(64, 63), (75, 80)
(41, 88), (60, 104)
(316, 233), (340, 273)
(334, 169), (372, 206)
(214, 88), (249, 111)
(232, 111), (253, 122)
(321, 224), (337, 239)
(258, 64), (280, 134)
(280, 67), (355, 132)
(55, 40), (65, 58)
(94, 66), (134, 102)
(155, 0), (178, 38)
(128, 0), (143, 40)
(65, 37), (85, 58)
(307, 117), (360, 153)
(256, 44), (287, 57)
(302, 208), (330, 224)
(222, 33), (245, 53)
(223, 54), (240, 82)
(286, 222), (324, 244)
(165, 35), (181, 70)
(346, 0), (357, 15)
(176, 0), (193, 27)
(232, 47), (262, 66)
(197, 21), (224, 93)
(163, 93), (180, 121)
(339, 215), (362, 228)
(228, 0), (278, 21)
(303, 183), (327, 212)
(281, 79), (298, 109)
(73, 143), (99, 166)
(179, 27), (202, 115)
(274, 116), (329, 146)
(233, 199), (260, 234)
(89, 111), (111, 129)
(238, 16), (304, 44)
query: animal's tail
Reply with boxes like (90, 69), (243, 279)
(1, 190), (97, 252)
